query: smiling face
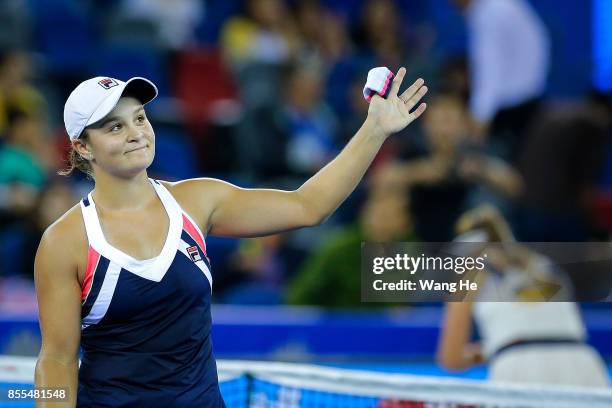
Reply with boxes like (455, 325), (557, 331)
(73, 97), (155, 178)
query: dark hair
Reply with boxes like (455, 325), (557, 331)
(4, 107), (31, 142)
(58, 131), (94, 179)
(6, 107), (29, 128)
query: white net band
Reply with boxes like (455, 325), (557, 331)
(2, 356), (611, 407)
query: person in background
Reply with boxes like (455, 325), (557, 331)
(516, 102), (609, 241)
(0, 50), (46, 137)
(288, 190), (415, 308)
(220, 0), (304, 113)
(437, 205), (610, 388)
(283, 61), (340, 177)
(220, 0), (299, 69)
(0, 110), (55, 277)
(119, 0), (204, 50)
(356, 0), (405, 69)
(0, 111), (49, 223)
(17, 180), (79, 279)
(292, 0), (328, 60)
(352, 0), (441, 104)
(293, 1), (356, 121)
(372, 92), (522, 241)
(452, 0), (550, 161)
(234, 61), (339, 183)
(219, 234), (295, 305)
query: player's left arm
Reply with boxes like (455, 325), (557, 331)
(437, 302), (483, 370)
(176, 68), (427, 237)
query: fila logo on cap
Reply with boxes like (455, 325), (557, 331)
(98, 78), (119, 90)
(187, 246), (202, 263)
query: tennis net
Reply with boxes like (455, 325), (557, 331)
(2, 357), (611, 407)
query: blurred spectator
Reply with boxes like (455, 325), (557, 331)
(372, 92), (522, 241)
(220, 0), (301, 111)
(437, 205), (610, 388)
(234, 61), (338, 182)
(320, 12), (358, 119)
(337, 76), (371, 145)
(233, 103), (289, 182)
(119, 0), (204, 50)
(353, 0), (438, 92)
(293, 1), (353, 65)
(438, 56), (470, 105)
(0, 112), (49, 221)
(515, 104), (609, 241)
(283, 61), (339, 176)
(16, 180), (78, 278)
(0, 110), (54, 277)
(0, 0), (31, 49)
(354, 0), (405, 69)
(292, 1), (357, 120)
(220, 0), (299, 68)
(0, 50), (46, 137)
(288, 191), (415, 308)
(218, 234), (294, 304)
(452, 0), (550, 161)
(293, 0), (325, 60)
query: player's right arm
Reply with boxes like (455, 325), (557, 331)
(34, 212), (83, 407)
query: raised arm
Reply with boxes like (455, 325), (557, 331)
(34, 222), (82, 408)
(174, 68), (427, 238)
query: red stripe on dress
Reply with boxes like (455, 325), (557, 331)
(81, 246), (100, 302)
(182, 214), (207, 256)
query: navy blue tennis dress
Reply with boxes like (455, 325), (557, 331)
(76, 179), (225, 407)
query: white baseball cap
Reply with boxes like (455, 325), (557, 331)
(63, 76), (158, 141)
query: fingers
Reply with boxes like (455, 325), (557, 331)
(400, 77), (426, 104)
(389, 67), (406, 97)
(405, 84), (428, 111)
(409, 102), (427, 121)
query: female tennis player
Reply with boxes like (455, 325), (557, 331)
(438, 206), (609, 388)
(33, 68), (427, 407)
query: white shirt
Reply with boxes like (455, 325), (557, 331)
(467, 0), (550, 122)
(122, 0), (204, 49)
(473, 302), (587, 358)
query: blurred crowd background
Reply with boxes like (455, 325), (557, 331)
(0, 0), (611, 309)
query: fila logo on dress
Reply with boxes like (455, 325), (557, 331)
(187, 245), (202, 262)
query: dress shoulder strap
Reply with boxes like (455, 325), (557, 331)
(79, 194), (105, 250)
(149, 179), (183, 223)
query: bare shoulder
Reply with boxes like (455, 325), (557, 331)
(41, 203), (86, 248)
(160, 177), (234, 196)
(36, 203), (87, 280)
(159, 178), (235, 230)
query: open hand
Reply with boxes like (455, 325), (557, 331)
(367, 67), (428, 137)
